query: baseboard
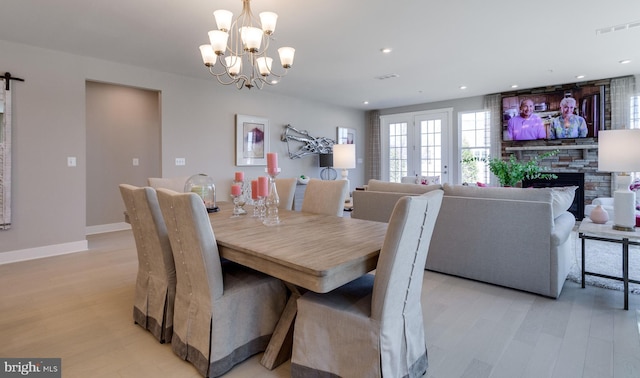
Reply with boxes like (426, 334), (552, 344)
(0, 240), (89, 265)
(86, 222), (131, 235)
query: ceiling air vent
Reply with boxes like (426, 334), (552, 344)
(375, 73), (400, 80)
(596, 20), (640, 35)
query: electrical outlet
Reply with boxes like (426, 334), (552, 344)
(175, 158), (186, 166)
(67, 156), (77, 167)
(132, 158), (139, 166)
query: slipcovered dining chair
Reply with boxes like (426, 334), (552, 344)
(119, 184), (176, 343)
(291, 190), (444, 377)
(147, 176), (189, 192)
(275, 177), (297, 210)
(301, 178), (348, 216)
(156, 188), (287, 378)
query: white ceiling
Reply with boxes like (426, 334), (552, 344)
(1, 0), (639, 110)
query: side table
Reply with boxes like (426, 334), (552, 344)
(578, 219), (640, 310)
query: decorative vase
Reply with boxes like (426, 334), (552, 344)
(589, 205), (609, 224)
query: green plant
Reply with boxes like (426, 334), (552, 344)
(465, 150), (559, 187)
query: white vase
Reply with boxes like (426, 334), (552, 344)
(590, 204), (609, 224)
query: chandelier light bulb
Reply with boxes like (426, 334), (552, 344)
(225, 56), (242, 76)
(213, 10), (233, 32)
(278, 47), (295, 68)
(256, 57), (273, 76)
(259, 12), (278, 34)
(208, 30), (229, 55)
(199, 45), (216, 66)
(240, 26), (263, 52)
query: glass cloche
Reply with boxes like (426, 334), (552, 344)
(185, 173), (219, 212)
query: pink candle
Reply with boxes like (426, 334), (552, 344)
(251, 180), (258, 200)
(234, 171), (244, 182)
(267, 152), (278, 174)
(231, 184), (242, 196)
(258, 176), (268, 197)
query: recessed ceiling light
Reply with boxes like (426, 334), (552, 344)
(619, 59), (632, 64)
(576, 75), (585, 79)
(363, 101), (369, 105)
(380, 48), (392, 54)
(459, 86), (467, 90)
(511, 84), (518, 88)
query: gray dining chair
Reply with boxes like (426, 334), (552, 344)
(275, 177), (297, 210)
(300, 178), (348, 216)
(119, 184), (176, 343)
(291, 190), (444, 377)
(156, 188), (287, 378)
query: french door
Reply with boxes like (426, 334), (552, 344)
(380, 109), (452, 183)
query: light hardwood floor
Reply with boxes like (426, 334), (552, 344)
(1, 230), (639, 378)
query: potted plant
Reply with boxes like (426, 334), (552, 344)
(467, 150), (558, 187)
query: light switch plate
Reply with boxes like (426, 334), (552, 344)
(67, 157), (77, 167)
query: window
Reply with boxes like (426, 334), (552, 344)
(381, 110), (451, 183)
(460, 110), (491, 185)
(388, 121), (409, 183)
(631, 95), (639, 129)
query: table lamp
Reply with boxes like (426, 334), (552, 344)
(333, 144), (356, 191)
(598, 129), (640, 231)
(319, 153), (337, 180)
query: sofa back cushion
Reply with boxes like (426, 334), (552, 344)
(367, 179), (441, 195)
(442, 183), (577, 219)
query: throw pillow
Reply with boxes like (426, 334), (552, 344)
(416, 175), (440, 185)
(550, 186), (577, 218)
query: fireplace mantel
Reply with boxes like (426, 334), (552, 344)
(505, 144), (598, 159)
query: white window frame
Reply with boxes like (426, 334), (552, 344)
(458, 109), (492, 185)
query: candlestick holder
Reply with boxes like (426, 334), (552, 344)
(263, 168), (281, 226)
(231, 179), (248, 216)
(253, 196), (266, 219)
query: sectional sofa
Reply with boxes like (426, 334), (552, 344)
(352, 180), (577, 298)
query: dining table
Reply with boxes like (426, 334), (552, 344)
(209, 202), (388, 369)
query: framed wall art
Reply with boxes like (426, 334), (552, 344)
(236, 114), (269, 166)
(336, 126), (355, 144)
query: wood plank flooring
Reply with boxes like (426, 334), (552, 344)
(1, 230), (639, 377)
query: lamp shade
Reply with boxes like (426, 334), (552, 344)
(598, 129), (640, 172)
(333, 144), (356, 169)
(319, 153), (333, 167)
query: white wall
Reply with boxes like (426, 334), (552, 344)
(0, 39), (364, 258)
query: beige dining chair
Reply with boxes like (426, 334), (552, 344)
(119, 184), (176, 343)
(147, 176), (189, 192)
(156, 188), (287, 378)
(291, 190), (444, 378)
(275, 177), (297, 210)
(300, 178), (348, 216)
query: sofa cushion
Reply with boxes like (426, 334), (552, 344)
(443, 183), (552, 202)
(442, 183), (576, 219)
(367, 179), (441, 195)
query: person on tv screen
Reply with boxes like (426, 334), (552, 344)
(507, 99), (546, 140)
(549, 97), (588, 139)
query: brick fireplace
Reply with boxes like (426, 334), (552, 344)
(503, 142), (612, 218)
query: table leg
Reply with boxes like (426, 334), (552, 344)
(260, 283), (301, 369)
(623, 238), (629, 311)
(581, 233), (586, 288)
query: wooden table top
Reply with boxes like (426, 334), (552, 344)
(209, 202), (388, 293)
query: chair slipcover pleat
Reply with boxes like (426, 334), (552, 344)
(291, 190), (443, 377)
(157, 189), (287, 377)
(119, 184), (176, 343)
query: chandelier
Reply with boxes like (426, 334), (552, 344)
(199, 0), (295, 90)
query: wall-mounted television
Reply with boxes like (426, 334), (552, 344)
(502, 84), (605, 141)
